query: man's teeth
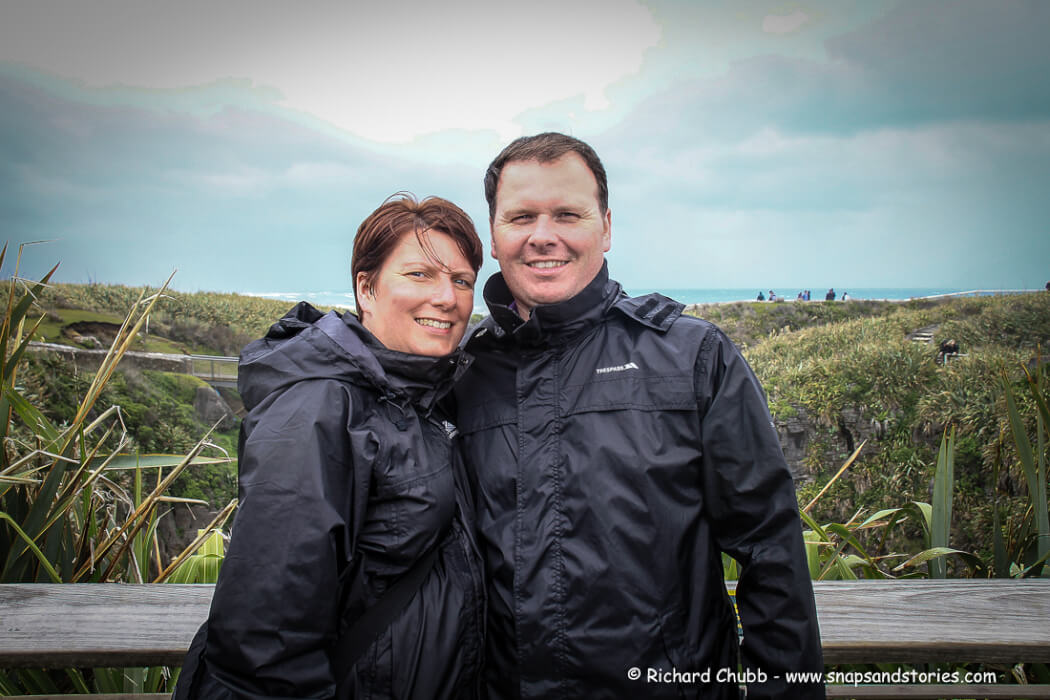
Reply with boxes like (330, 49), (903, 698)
(417, 319), (451, 329)
(529, 261), (567, 269)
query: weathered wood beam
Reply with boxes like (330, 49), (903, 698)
(1, 580), (1048, 669)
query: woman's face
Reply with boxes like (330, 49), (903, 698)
(356, 230), (476, 357)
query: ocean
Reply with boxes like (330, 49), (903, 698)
(245, 286), (1028, 315)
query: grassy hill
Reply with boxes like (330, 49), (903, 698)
(17, 281), (1050, 562)
(691, 293), (1050, 560)
(14, 282), (302, 508)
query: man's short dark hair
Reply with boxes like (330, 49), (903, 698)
(484, 132), (608, 220)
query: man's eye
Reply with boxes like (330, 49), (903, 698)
(511, 214), (534, 223)
(557, 212), (580, 221)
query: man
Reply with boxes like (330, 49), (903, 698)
(455, 133), (823, 699)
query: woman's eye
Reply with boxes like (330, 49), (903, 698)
(454, 278), (474, 289)
(406, 271), (426, 279)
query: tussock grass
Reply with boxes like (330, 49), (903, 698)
(730, 292), (1050, 561)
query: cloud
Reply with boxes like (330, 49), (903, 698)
(0, 0), (661, 143)
(604, 0), (1050, 145)
(3, 1), (1048, 294)
(600, 117), (1050, 288)
(763, 10), (811, 35)
(822, 0), (1050, 127)
(0, 70), (495, 292)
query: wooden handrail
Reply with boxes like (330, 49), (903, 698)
(2, 580), (1049, 668)
(2, 580), (1050, 699)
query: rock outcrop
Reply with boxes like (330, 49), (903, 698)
(773, 403), (892, 484)
(194, 385), (237, 431)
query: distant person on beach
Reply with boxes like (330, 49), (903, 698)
(455, 132), (823, 698)
(175, 194), (485, 699)
(797, 291), (804, 301)
(804, 289), (811, 301)
(1045, 281), (1049, 292)
(768, 289), (777, 301)
(841, 291), (849, 301)
(757, 291), (765, 301)
(825, 288), (836, 301)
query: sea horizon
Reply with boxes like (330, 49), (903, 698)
(240, 286), (1041, 315)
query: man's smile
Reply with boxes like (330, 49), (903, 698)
(415, 318), (453, 329)
(526, 260), (569, 269)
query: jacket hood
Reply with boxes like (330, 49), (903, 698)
(476, 261), (624, 348)
(239, 302), (471, 413)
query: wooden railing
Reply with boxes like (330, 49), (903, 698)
(2, 580), (1050, 698)
(27, 342), (239, 386)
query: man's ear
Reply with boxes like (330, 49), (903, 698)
(602, 208), (612, 253)
(490, 225), (499, 259)
(355, 272), (372, 317)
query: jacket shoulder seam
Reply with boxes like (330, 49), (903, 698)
(611, 293), (684, 332)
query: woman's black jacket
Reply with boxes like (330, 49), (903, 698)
(175, 303), (485, 699)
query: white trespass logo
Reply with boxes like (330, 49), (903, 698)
(596, 362), (639, 375)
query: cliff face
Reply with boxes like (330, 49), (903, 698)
(773, 403), (894, 484)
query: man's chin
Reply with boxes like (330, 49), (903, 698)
(519, 290), (575, 310)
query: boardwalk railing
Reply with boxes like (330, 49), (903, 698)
(27, 342), (239, 386)
(2, 580), (1049, 698)
(188, 354), (238, 383)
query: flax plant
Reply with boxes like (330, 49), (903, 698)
(999, 355), (1050, 577)
(1, 259), (236, 582)
(0, 251), (227, 582)
(0, 250), (236, 693)
(792, 432), (983, 580)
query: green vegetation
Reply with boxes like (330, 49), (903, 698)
(0, 250), (235, 694)
(687, 297), (910, 350)
(22, 282), (296, 356)
(14, 279), (1050, 566)
(695, 294), (1050, 565)
(3, 259), (1049, 691)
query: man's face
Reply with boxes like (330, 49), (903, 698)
(490, 152), (611, 319)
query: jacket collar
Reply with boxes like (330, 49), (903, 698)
(333, 311), (471, 412)
(481, 261), (624, 347)
(241, 301), (469, 414)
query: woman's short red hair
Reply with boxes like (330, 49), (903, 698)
(352, 192), (483, 298)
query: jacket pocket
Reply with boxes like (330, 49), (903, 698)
(561, 371), (695, 417)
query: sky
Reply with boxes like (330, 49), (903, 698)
(1, 0), (1048, 299)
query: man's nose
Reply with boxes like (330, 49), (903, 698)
(526, 215), (558, 247)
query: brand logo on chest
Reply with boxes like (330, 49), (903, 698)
(595, 361), (639, 375)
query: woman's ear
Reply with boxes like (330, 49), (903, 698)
(355, 271), (373, 319)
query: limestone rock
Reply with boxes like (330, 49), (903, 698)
(194, 385), (237, 431)
(157, 503), (224, 563)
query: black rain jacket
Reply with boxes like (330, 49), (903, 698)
(455, 264), (823, 699)
(175, 303), (485, 700)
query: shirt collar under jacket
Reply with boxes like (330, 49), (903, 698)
(482, 260), (625, 347)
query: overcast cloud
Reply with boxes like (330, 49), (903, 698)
(1, 0), (1047, 295)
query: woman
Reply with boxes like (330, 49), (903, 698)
(175, 193), (485, 699)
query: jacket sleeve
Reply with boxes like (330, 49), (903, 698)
(695, 328), (824, 700)
(202, 379), (366, 699)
